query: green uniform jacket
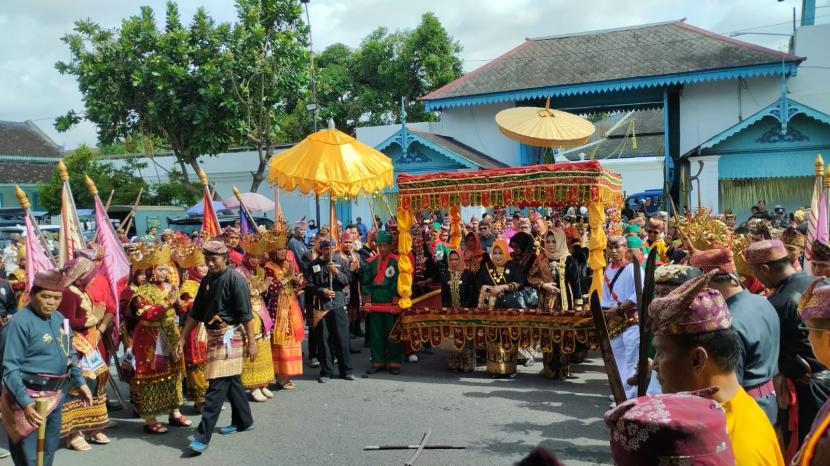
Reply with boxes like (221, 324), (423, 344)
(362, 254), (399, 304)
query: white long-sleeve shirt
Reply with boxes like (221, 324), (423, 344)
(600, 263), (641, 309)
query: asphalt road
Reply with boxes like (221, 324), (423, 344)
(11, 344), (615, 466)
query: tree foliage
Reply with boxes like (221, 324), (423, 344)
(55, 1), (239, 182)
(311, 12), (463, 133)
(37, 146), (149, 212)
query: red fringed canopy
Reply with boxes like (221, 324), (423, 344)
(396, 160), (623, 211)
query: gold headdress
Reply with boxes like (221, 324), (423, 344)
(240, 233), (272, 257)
(169, 234), (205, 268)
(129, 244), (172, 269)
(674, 208), (752, 276)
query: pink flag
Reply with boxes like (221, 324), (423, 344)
(818, 191), (829, 247)
(24, 213), (56, 292)
(93, 194), (131, 325)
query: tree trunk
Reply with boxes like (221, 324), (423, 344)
(249, 143), (269, 193)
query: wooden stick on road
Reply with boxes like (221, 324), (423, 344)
(589, 291), (627, 404)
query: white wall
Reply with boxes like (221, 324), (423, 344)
(594, 156), (664, 198)
(791, 23), (830, 115)
(428, 102), (521, 166)
(679, 76), (780, 156)
(687, 155), (720, 212)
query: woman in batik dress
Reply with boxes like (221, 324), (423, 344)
(128, 247), (188, 434)
(265, 238), (305, 390)
(441, 249), (477, 372)
(237, 252), (275, 402)
(476, 239), (524, 378)
(527, 228), (584, 380)
(58, 257), (110, 451)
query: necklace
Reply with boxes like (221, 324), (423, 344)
(449, 272), (462, 308)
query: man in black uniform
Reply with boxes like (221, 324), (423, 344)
(307, 239), (353, 382)
(746, 239), (830, 448)
(181, 241), (256, 455)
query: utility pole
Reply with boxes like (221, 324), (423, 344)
(302, 0), (321, 227)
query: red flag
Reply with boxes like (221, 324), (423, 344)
(24, 213), (56, 293)
(201, 188), (221, 239)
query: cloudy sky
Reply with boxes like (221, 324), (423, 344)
(2, 0), (827, 150)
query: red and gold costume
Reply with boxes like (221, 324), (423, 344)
(172, 242), (209, 409)
(265, 231), (305, 383)
(238, 235), (275, 390)
(58, 257), (109, 438)
(127, 246), (184, 418)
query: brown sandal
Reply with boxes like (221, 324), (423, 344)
(143, 423), (169, 434)
(168, 415), (192, 427)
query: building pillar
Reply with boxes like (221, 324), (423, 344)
(687, 155), (721, 213)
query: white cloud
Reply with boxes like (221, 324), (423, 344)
(0, 0), (819, 150)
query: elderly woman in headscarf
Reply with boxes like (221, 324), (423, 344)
(476, 239), (524, 378)
(442, 249), (477, 372)
(528, 228), (584, 380)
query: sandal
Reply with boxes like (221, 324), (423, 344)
(87, 432), (111, 445)
(168, 415), (192, 427)
(280, 381), (296, 390)
(143, 423), (169, 434)
(67, 435), (92, 451)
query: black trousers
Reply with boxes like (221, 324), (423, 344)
(304, 293), (317, 359)
(316, 307), (352, 378)
(195, 375), (253, 444)
(9, 404), (61, 466)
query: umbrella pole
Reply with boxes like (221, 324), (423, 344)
(330, 197), (337, 289)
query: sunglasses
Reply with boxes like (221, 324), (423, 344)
(479, 227), (489, 230)
(799, 323), (830, 333)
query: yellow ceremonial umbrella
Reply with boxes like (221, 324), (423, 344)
(495, 97), (595, 149)
(268, 119), (394, 240)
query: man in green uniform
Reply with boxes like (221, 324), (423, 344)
(362, 231), (401, 375)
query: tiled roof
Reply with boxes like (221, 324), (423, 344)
(0, 161), (55, 184)
(424, 19), (802, 102)
(564, 110), (664, 161)
(410, 130), (509, 169)
(0, 121), (62, 157)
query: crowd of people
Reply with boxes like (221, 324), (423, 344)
(1, 200), (830, 465)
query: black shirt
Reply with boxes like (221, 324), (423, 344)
(767, 272), (829, 378)
(190, 267), (252, 326)
(307, 256), (351, 311)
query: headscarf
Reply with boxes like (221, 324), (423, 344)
(510, 232), (535, 256)
(491, 239), (509, 267)
(448, 249), (466, 273)
(543, 228), (570, 261)
(463, 231), (484, 263)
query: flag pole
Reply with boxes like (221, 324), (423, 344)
(232, 186), (258, 230)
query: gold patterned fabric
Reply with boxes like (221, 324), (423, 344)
(60, 373), (108, 437)
(390, 307), (598, 354)
(241, 314), (274, 389)
(205, 328), (244, 380)
(486, 343), (517, 375)
(185, 362), (207, 404)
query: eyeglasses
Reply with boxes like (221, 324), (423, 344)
(799, 323), (830, 333)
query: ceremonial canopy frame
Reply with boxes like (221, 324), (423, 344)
(390, 160), (624, 357)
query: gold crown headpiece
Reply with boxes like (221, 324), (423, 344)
(240, 233), (272, 257)
(129, 244), (172, 269)
(674, 207), (752, 276)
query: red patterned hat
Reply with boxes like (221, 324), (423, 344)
(33, 269), (68, 292)
(649, 271), (732, 336)
(799, 279), (830, 321)
(812, 240), (830, 262)
(605, 392), (735, 466)
(690, 248), (736, 274)
(744, 239), (788, 265)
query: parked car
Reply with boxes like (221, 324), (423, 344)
(166, 215), (274, 236)
(625, 189), (663, 215)
(0, 225), (61, 253)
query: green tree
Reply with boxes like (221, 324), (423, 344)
(311, 13), (463, 132)
(151, 169), (200, 207)
(227, 0), (310, 192)
(37, 146), (150, 213)
(55, 2), (238, 183)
